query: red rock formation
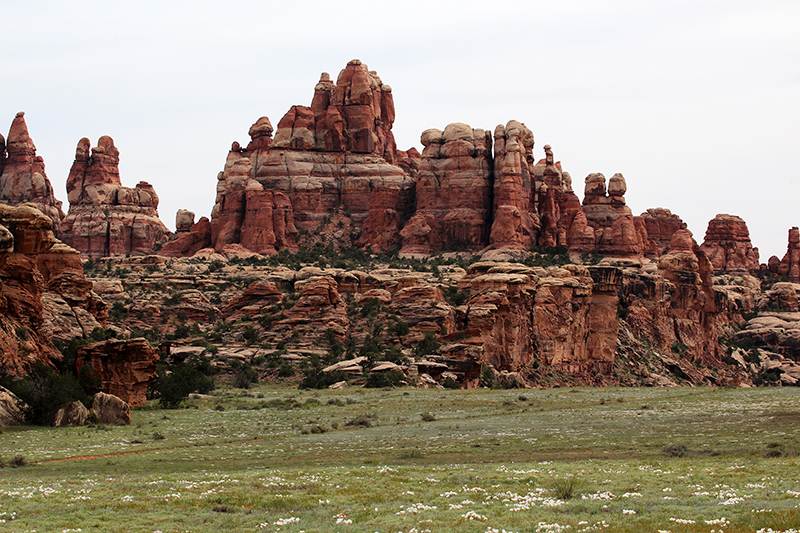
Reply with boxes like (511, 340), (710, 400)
(0, 113), (65, 224)
(75, 338), (159, 407)
(275, 275), (349, 342)
(223, 280), (283, 319)
(0, 203), (106, 375)
(639, 208), (685, 258)
(400, 124), (493, 254)
(159, 216), (212, 257)
(60, 136), (170, 258)
(207, 60), (414, 256)
(622, 229), (726, 363)
(448, 262), (621, 382)
(488, 121), (539, 250)
(699, 214), (759, 273)
(768, 227), (800, 282)
(581, 173), (643, 257)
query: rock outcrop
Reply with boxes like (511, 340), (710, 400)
(449, 262), (621, 383)
(90, 391), (131, 424)
(75, 338), (159, 407)
(0, 113), (65, 223)
(639, 208), (684, 258)
(60, 136), (170, 258)
(400, 124), (493, 254)
(699, 214), (759, 273)
(768, 227), (800, 282)
(209, 60), (414, 256)
(0, 203), (106, 375)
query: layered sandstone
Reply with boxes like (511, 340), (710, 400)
(488, 121), (539, 250)
(768, 227), (800, 282)
(699, 214), (759, 273)
(75, 338), (159, 407)
(60, 136), (170, 258)
(400, 124), (493, 254)
(0, 203), (106, 375)
(209, 60), (414, 256)
(639, 208), (685, 258)
(582, 173), (643, 257)
(0, 113), (65, 223)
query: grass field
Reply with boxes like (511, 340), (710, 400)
(1, 386), (799, 532)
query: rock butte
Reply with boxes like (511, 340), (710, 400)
(1, 59), (798, 394)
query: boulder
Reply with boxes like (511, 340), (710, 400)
(52, 401), (89, 427)
(0, 386), (25, 426)
(75, 338), (159, 407)
(90, 392), (131, 425)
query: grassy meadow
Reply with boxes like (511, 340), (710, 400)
(1, 386), (799, 532)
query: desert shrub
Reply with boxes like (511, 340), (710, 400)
(662, 443), (689, 457)
(277, 362), (295, 378)
(241, 325), (259, 345)
(299, 368), (348, 390)
(443, 286), (467, 307)
(762, 443), (784, 458)
(345, 414), (372, 428)
(479, 365), (496, 389)
(364, 370), (405, 389)
(443, 376), (460, 389)
(388, 318), (410, 338)
(420, 411), (436, 422)
(413, 331), (440, 357)
(232, 362), (259, 389)
(150, 363), (214, 408)
(551, 476), (582, 500)
(0, 362), (95, 425)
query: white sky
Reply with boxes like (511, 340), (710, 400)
(2, 0), (798, 259)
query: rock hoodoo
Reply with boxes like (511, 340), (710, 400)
(768, 227), (800, 282)
(60, 136), (170, 258)
(699, 214), (759, 273)
(0, 113), (65, 223)
(75, 338), (159, 407)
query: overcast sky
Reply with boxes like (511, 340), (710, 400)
(2, 0), (798, 259)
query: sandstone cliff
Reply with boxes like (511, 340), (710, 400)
(0, 203), (106, 376)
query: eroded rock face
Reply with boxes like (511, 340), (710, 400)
(488, 121), (538, 250)
(0, 113), (65, 223)
(769, 227), (800, 282)
(0, 203), (106, 375)
(639, 208), (685, 258)
(209, 60), (414, 256)
(699, 214), (759, 273)
(60, 136), (170, 258)
(448, 262), (621, 384)
(75, 338), (159, 407)
(400, 124), (493, 254)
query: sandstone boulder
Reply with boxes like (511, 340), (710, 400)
(0, 386), (25, 426)
(90, 392), (131, 425)
(52, 401), (89, 427)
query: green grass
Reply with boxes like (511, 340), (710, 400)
(0, 386), (799, 532)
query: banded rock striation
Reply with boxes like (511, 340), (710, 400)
(60, 136), (170, 258)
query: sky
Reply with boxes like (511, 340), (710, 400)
(1, 0), (798, 259)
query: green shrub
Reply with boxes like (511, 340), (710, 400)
(364, 370), (405, 388)
(413, 331), (440, 357)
